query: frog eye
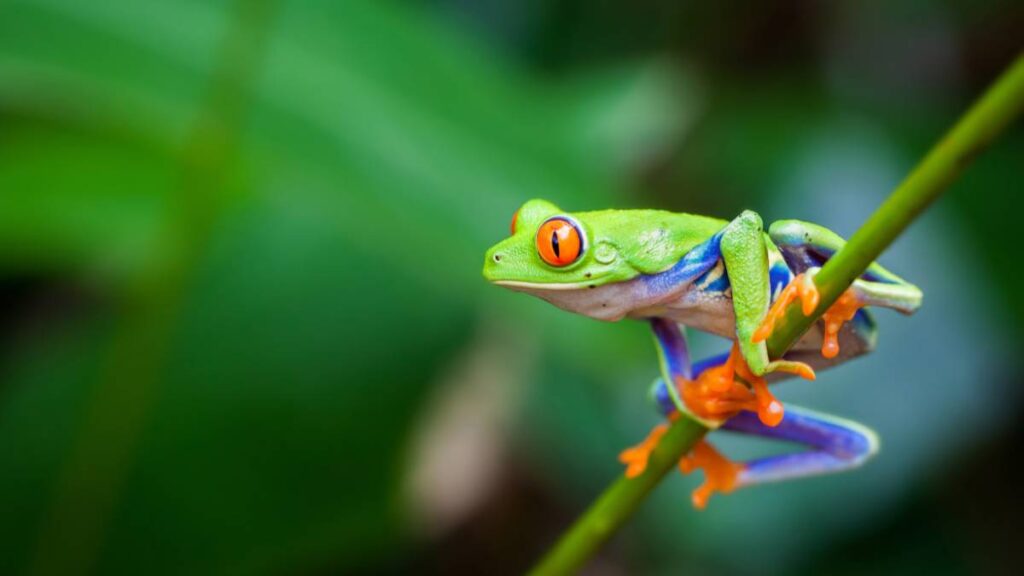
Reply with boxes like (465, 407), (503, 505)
(510, 208), (520, 235)
(536, 216), (585, 267)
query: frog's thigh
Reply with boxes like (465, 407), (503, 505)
(770, 220), (921, 292)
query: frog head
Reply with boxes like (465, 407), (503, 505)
(483, 199), (699, 320)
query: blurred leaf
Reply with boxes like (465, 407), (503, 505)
(102, 196), (474, 573)
(0, 320), (107, 573)
(0, 0), (692, 573)
(0, 121), (172, 274)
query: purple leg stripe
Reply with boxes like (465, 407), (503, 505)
(722, 408), (877, 487)
(651, 318), (692, 380)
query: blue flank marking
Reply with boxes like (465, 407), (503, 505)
(699, 270), (730, 292)
(769, 263), (791, 300)
(643, 233), (724, 417)
(639, 232), (723, 299)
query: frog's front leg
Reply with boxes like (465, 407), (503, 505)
(719, 211), (816, 379)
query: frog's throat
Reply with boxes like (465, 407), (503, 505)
(494, 277), (652, 322)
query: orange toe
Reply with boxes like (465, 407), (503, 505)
(678, 440), (744, 509)
(795, 273), (821, 315)
(755, 273), (864, 360)
(749, 378), (784, 427)
(619, 423), (669, 478)
(753, 273), (821, 343)
(820, 289), (863, 359)
(733, 350), (787, 427)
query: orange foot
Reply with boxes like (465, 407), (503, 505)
(679, 440), (744, 509)
(753, 273), (865, 360)
(619, 416), (673, 478)
(679, 343), (785, 427)
(753, 272), (820, 343)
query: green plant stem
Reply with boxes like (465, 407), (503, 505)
(529, 53), (1024, 576)
(768, 53), (1024, 355)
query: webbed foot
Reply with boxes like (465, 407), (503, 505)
(680, 343), (786, 427)
(678, 440), (743, 509)
(752, 272), (865, 360)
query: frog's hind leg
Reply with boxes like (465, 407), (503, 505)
(619, 319), (694, 479)
(762, 220), (922, 358)
(620, 319), (773, 479)
(648, 355), (878, 509)
(681, 407), (878, 509)
(768, 219), (923, 314)
(722, 408), (878, 486)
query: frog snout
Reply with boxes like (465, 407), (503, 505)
(482, 247), (505, 280)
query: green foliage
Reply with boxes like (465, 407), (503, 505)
(0, 0), (686, 573)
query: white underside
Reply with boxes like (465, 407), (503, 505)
(500, 276), (736, 336)
(500, 276), (870, 361)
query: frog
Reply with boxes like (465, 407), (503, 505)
(482, 199), (922, 508)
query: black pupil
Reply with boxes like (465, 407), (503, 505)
(551, 229), (560, 258)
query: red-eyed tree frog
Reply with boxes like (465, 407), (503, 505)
(483, 199), (922, 508)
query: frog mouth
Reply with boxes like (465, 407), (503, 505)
(492, 279), (599, 291)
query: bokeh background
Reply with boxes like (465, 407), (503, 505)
(1, 1), (1022, 574)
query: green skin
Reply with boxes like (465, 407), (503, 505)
(483, 199), (922, 424)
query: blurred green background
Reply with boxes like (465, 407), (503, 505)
(0, 0), (1022, 574)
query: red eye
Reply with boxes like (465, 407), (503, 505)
(510, 209), (520, 235)
(536, 217), (583, 267)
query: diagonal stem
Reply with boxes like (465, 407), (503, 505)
(529, 53), (1024, 576)
(767, 53), (1024, 354)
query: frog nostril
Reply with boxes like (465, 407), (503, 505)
(493, 253), (503, 263)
